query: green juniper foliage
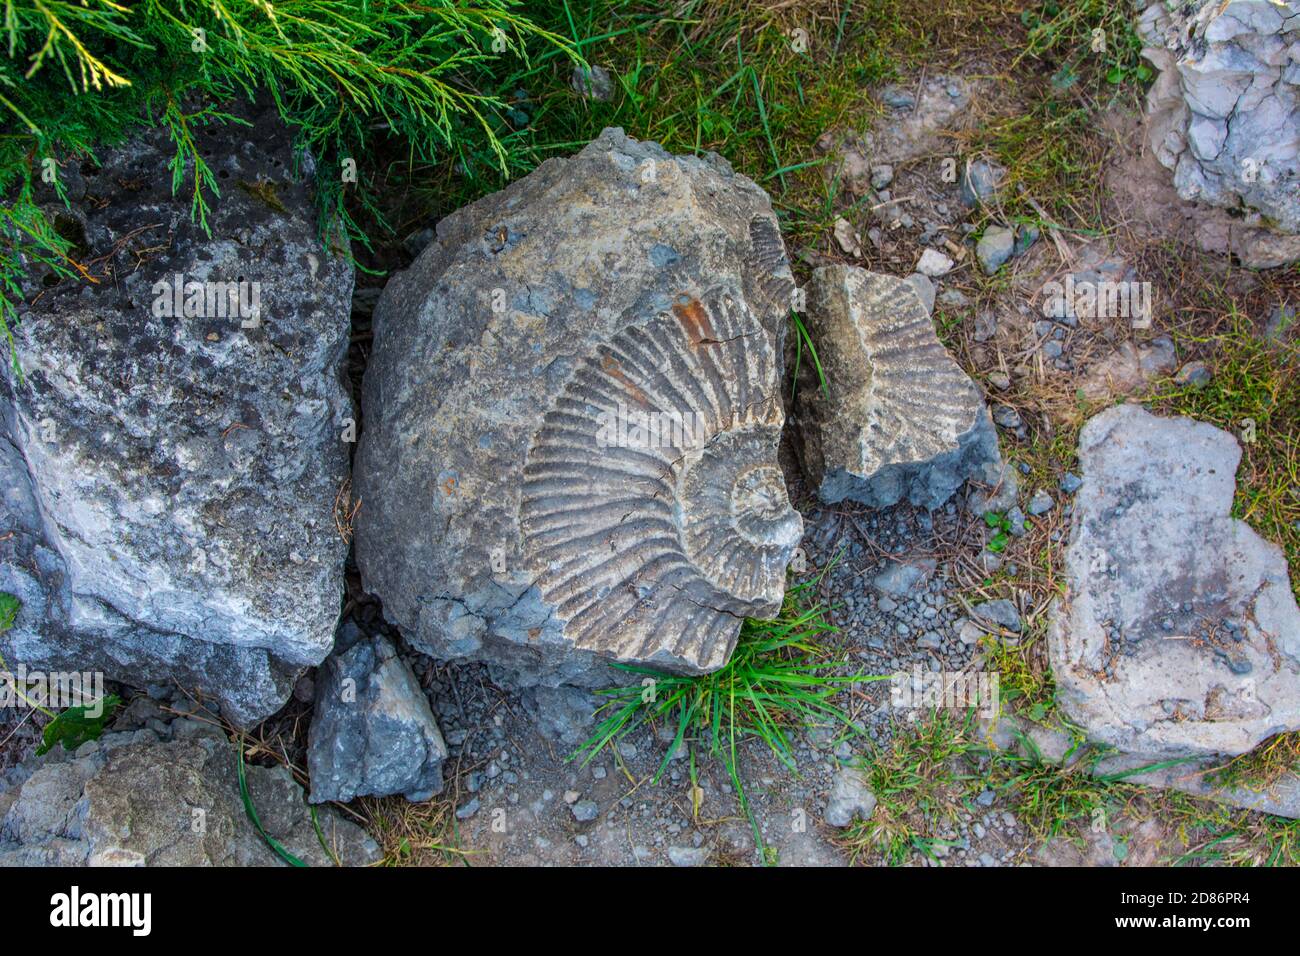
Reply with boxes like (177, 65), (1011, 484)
(0, 0), (572, 370)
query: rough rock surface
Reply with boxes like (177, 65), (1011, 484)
(0, 723), (378, 866)
(1049, 403), (1300, 756)
(795, 266), (1001, 509)
(307, 625), (448, 803)
(355, 127), (802, 687)
(1138, 1), (1299, 262)
(520, 684), (597, 746)
(0, 108), (353, 726)
(824, 767), (877, 827)
(571, 64), (615, 102)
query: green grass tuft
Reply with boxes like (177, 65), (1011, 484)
(571, 574), (880, 861)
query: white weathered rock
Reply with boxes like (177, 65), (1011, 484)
(795, 266), (1001, 509)
(1137, 1), (1299, 264)
(1049, 404), (1300, 756)
(915, 248), (955, 277)
(0, 108), (353, 726)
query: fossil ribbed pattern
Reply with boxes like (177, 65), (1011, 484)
(520, 285), (799, 668)
(823, 268), (983, 472)
(747, 216), (797, 318)
(354, 127), (804, 683)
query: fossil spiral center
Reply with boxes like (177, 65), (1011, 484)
(731, 465), (802, 546)
(677, 426), (803, 611)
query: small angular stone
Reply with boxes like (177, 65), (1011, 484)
(824, 768), (877, 827)
(916, 248), (955, 277)
(308, 630), (448, 803)
(976, 225), (1016, 274)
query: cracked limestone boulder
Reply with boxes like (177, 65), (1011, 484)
(307, 625), (448, 803)
(793, 265), (1001, 510)
(355, 127), (802, 687)
(0, 107), (354, 726)
(0, 723), (379, 866)
(1137, 0), (1300, 266)
(1049, 403), (1300, 756)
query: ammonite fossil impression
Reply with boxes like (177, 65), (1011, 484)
(521, 285), (803, 673)
(354, 127), (804, 684)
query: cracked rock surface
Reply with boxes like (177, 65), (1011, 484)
(794, 265), (1001, 510)
(1138, 0), (1300, 264)
(355, 127), (802, 688)
(1048, 403), (1300, 756)
(0, 107), (353, 726)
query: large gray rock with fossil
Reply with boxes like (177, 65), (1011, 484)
(307, 626), (448, 803)
(794, 265), (1001, 510)
(1137, 0), (1300, 266)
(1049, 403), (1300, 756)
(0, 108), (353, 726)
(355, 127), (802, 687)
(0, 723), (379, 866)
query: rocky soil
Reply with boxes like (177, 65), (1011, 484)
(2, 2), (1298, 869)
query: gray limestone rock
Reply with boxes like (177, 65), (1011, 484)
(867, 75), (987, 165)
(915, 248), (955, 277)
(307, 629), (448, 803)
(1174, 360), (1213, 387)
(571, 64), (615, 102)
(974, 599), (1021, 633)
(1079, 335), (1178, 401)
(824, 767), (877, 827)
(355, 128), (801, 688)
(976, 225), (1016, 275)
(0, 725), (378, 866)
(966, 457), (1020, 515)
(795, 265), (1002, 510)
(1049, 403), (1300, 756)
(816, 76), (988, 197)
(1026, 489), (1055, 516)
(905, 273), (936, 313)
(0, 108), (353, 727)
(667, 845), (711, 866)
(979, 716), (1300, 819)
(960, 158), (1007, 208)
(1092, 750), (1300, 819)
(520, 684), (597, 747)
(1137, 1), (1299, 261)
(872, 559), (937, 597)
